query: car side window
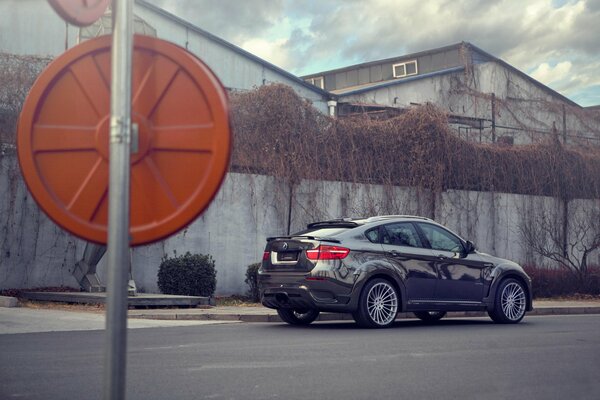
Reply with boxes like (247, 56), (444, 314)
(418, 223), (464, 253)
(382, 223), (423, 248)
(365, 228), (380, 243)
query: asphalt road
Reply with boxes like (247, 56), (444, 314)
(1, 315), (599, 400)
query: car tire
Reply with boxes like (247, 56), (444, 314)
(414, 311), (447, 322)
(488, 278), (527, 324)
(276, 308), (320, 325)
(353, 278), (399, 328)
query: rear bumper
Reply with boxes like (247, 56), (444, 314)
(261, 287), (316, 310)
(260, 282), (356, 313)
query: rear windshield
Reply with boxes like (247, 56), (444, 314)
(293, 227), (350, 238)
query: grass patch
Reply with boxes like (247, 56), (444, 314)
(215, 295), (259, 307)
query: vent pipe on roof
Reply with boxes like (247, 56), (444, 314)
(327, 100), (337, 117)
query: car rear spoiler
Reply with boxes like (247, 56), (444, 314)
(306, 220), (359, 229)
(266, 235), (341, 244)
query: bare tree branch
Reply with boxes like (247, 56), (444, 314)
(519, 199), (600, 289)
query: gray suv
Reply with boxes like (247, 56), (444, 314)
(258, 216), (532, 328)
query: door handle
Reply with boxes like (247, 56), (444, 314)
(388, 250), (410, 261)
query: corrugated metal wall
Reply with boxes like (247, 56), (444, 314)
(320, 48), (462, 92)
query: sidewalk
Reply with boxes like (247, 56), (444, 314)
(127, 300), (600, 323)
(3, 295), (599, 324)
(0, 307), (237, 335)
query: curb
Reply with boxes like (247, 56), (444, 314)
(0, 296), (19, 308)
(128, 306), (600, 323)
(530, 306), (600, 315)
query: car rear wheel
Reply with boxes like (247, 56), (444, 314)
(488, 278), (527, 324)
(277, 308), (320, 325)
(353, 278), (399, 328)
(414, 311), (446, 322)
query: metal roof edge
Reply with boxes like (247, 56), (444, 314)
(463, 42), (581, 108)
(301, 42), (464, 79)
(334, 66), (465, 96)
(134, 0), (332, 99)
(303, 40), (580, 108)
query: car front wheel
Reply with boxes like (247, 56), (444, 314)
(488, 278), (527, 324)
(277, 308), (320, 325)
(353, 278), (399, 328)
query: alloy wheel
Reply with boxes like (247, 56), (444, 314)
(500, 282), (526, 321)
(366, 282), (398, 326)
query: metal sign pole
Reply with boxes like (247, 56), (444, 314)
(104, 0), (133, 399)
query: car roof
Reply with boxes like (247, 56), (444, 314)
(306, 215), (433, 229)
(355, 215), (433, 224)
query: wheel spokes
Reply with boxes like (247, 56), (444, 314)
(69, 56), (110, 117)
(133, 55), (180, 118)
(501, 282), (526, 321)
(32, 125), (96, 153)
(152, 124), (216, 153)
(66, 157), (108, 222)
(367, 282), (398, 325)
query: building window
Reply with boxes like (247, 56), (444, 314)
(392, 60), (418, 78)
(305, 76), (324, 89)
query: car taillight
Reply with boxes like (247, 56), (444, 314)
(262, 251), (270, 261)
(306, 245), (350, 260)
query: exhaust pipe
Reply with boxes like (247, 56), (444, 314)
(275, 292), (289, 305)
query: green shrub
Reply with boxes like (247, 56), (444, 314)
(245, 262), (261, 302)
(157, 252), (216, 297)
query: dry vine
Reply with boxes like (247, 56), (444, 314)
(230, 84), (600, 200)
(0, 53), (52, 143)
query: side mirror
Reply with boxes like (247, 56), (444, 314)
(465, 240), (476, 254)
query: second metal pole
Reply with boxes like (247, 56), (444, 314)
(104, 0), (133, 399)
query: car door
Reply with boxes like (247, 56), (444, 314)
(379, 222), (439, 302)
(415, 222), (486, 303)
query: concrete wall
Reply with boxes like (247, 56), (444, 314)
(1, 150), (599, 295)
(0, 147), (86, 289)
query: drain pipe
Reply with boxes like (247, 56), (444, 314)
(327, 100), (337, 117)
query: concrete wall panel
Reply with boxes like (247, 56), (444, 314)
(1, 151), (598, 295)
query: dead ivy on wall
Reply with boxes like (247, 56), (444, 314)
(2, 54), (599, 201)
(449, 45), (600, 146)
(0, 53), (52, 143)
(230, 84), (600, 200)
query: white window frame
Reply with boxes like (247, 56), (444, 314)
(392, 60), (418, 78)
(305, 76), (324, 89)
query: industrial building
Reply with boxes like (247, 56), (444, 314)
(2, 1), (598, 145)
(0, 0), (332, 113)
(303, 42), (600, 146)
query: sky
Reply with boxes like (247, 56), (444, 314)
(146, 0), (600, 107)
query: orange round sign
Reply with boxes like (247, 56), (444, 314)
(48, 0), (110, 27)
(18, 35), (231, 246)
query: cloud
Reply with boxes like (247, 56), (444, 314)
(143, 0), (600, 106)
(286, 0), (600, 104)
(530, 61), (573, 86)
(143, 0), (284, 44)
(240, 37), (293, 70)
(145, 0), (298, 71)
